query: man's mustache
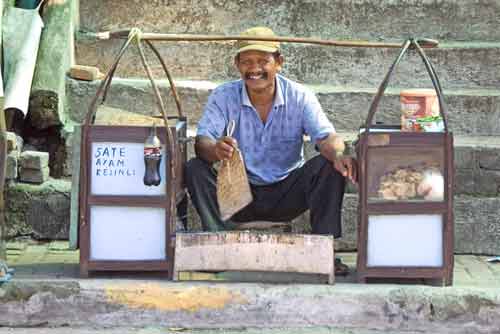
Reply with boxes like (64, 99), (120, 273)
(244, 72), (268, 80)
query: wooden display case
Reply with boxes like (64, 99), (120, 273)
(355, 39), (454, 285)
(79, 122), (187, 278)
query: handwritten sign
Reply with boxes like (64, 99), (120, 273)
(91, 142), (166, 196)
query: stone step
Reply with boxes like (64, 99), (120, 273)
(75, 39), (500, 89)
(62, 120), (500, 197)
(1, 267), (500, 332)
(67, 78), (500, 136)
(5, 179), (500, 255)
(79, 0), (500, 42)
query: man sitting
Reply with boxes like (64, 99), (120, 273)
(185, 27), (357, 275)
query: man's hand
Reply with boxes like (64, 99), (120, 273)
(317, 133), (357, 183)
(215, 136), (237, 161)
(333, 156), (358, 183)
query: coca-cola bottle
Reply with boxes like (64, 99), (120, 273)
(143, 124), (162, 186)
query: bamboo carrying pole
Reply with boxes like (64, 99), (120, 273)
(95, 30), (439, 49)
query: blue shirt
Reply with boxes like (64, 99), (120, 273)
(197, 74), (335, 185)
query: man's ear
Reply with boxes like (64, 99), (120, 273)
(276, 55), (284, 71)
(234, 55), (240, 68)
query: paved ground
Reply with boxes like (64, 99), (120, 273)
(2, 240), (500, 333)
(4, 240), (500, 287)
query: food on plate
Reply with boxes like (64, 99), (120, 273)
(377, 165), (444, 201)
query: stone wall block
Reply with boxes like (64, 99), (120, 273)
(19, 151), (49, 170)
(4, 179), (71, 239)
(454, 222), (476, 254)
(27, 192), (70, 239)
(454, 146), (476, 170)
(19, 167), (50, 184)
(454, 197), (500, 255)
(27, 90), (62, 130)
(336, 194), (358, 251)
(454, 169), (475, 195)
(5, 153), (18, 180)
(6, 132), (23, 154)
(6, 131), (17, 152)
(474, 170), (500, 196)
(477, 148), (500, 170)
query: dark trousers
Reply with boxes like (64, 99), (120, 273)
(185, 155), (346, 237)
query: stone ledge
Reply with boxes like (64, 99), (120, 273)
(0, 279), (499, 332)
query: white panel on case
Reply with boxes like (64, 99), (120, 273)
(90, 206), (166, 260)
(367, 214), (443, 267)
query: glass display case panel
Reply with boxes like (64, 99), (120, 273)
(367, 214), (443, 267)
(90, 206), (166, 260)
(367, 146), (444, 203)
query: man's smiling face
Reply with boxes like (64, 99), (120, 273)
(235, 50), (283, 94)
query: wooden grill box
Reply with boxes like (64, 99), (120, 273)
(355, 40), (454, 285)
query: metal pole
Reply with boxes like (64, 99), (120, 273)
(95, 30), (439, 49)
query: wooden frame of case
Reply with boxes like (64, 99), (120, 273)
(356, 131), (454, 285)
(355, 39), (454, 286)
(79, 122), (187, 278)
